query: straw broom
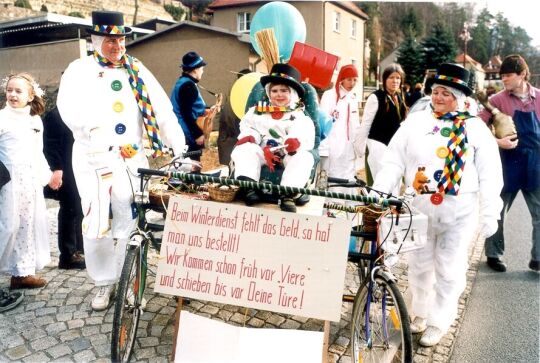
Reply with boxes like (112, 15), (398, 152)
(255, 28), (280, 72)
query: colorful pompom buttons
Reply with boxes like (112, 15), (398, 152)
(115, 123), (126, 134)
(112, 101), (124, 113)
(111, 80), (122, 91)
(430, 192), (444, 205)
(436, 147), (449, 158)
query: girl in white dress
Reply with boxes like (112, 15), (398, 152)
(0, 73), (52, 289)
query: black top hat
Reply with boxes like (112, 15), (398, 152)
(88, 11), (132, 36)
(181, 51), (207, 71)
(427, 63), (472, 96)
(260, 63), (305, 99)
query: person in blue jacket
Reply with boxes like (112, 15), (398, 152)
(170, 51), (208, 162)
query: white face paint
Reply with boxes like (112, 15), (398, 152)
(431, 85), (458, 114)
(264, 83), (300, 108)
(91, 34), (126, 62)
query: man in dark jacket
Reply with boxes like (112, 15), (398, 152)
(43, 106), (85, 269)
(170, 51), (208, 161)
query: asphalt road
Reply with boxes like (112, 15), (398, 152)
(450, 192), (540, 363)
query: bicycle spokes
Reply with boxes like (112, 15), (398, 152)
(352, 277), (411, 363)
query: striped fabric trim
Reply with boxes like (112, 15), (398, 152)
(270, 72), (297, 82)
(433, 111), (472, 196)
(93, 25), (126, 34)
(434, 74), (468, 87)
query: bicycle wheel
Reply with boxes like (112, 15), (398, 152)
(350, 275), (412, 363)
(111, 244), (143, 362)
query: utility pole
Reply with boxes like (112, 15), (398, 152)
(133, 0), (139, 25)
(459, 23), (472, 68)
(376, 36), (381, 89)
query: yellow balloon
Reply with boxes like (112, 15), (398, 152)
(230, 72), (264, 119)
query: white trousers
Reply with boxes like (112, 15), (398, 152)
(231, 143), (314, 188)
(367, 139), (400, 196)
(366, 139), (387, 182)
(408, 193), (478, 333)
(84, 237), (129, 286)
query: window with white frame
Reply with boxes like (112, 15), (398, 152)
(237, 12), (251, 33)
(333, 11), (341, 33)
(351, 19), (357, 38)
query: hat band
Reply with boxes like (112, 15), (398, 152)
(183, 56), (204, 68)
(270, 72), (298, 83)
(93, 25), (126, 34)
(434, 74), (468, 87)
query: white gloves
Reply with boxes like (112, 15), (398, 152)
(480, 217), (499, 238)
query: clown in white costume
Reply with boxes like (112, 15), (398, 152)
(57, 11), (186, 311)
(319, 64), (362, 193)
(372, 64), (503, 347)
(231, 63), (315, 213)
(0, 74), (51, 288)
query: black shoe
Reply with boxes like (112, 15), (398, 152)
(58, 252), (86, 270)
(487, 257), (507, 272)
(237, 176), (260, 206)
(280, 197), (297, 213)
(529, 259), (540, 272)
(0, 288), (23, 312)
(295, 194), (310, 206)
(244, 189), (261, 206)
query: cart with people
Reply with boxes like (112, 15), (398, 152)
(109, 151), (426, 362)
(110, 49), (425, 363)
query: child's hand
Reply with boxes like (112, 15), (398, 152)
(48, 170), (63, 190)
(195, 135), (205, 146)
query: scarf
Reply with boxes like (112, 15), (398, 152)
(254, 100), (303, 120)
(93, 52), (164, 157)
(432, 110), (472, 196)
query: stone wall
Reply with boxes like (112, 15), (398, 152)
(1, 0), (176, 24)
(0, 3), (36, 21)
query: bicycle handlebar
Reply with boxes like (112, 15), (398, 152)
(181, 150), (203, 158)
(327, 176), (367, 188)
(137, 168), (403, 208)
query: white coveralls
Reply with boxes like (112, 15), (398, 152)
(319, 86), (362, 183)
(57, 55), (186, 286)
(0, 105), (51, 276)
(231, 107), (315, 188)
(373, 108), (503, 333)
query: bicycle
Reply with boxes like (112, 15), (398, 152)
(110, 151), (206, 363)
(109, 166), (406, 362)
(323, 176), (424, 363)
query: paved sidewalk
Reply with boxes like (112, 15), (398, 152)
(0, 202), (484, 362)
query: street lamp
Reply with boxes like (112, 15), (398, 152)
(459, 23), (472, 68)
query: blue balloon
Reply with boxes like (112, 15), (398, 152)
(318, 110), (334, 141)
(250, 2), (306, 62)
